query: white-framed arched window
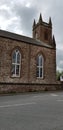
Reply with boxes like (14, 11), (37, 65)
(36, 55), (44, 78)
(11, 49), (21, 77)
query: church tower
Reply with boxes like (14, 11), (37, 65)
(32, 14), (55, 47)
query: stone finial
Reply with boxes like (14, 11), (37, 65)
(33, 19), (36, 28)
(49, 17), (52, 27)
(39, 13), (42, 24)
(52, 35), (56, 47)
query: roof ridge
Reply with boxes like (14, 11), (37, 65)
(0, 29), (53, 49)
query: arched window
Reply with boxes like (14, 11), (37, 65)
(11, 49), (21, 77)
(36, 55), (44, 78)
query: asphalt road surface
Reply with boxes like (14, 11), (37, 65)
(0, 92), (63, 130)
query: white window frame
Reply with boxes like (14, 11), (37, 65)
(37, 55), (44, 78)
(11, 49), (21, 77)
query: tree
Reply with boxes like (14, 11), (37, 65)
(56, 70), (63, 81)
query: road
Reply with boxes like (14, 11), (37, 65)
(0, 92), (63, 130)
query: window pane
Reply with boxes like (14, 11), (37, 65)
(37, 56), (39, 66)
(16, 49), (19, 53)
(12, 51), (16, 63)
(17, 52), (20, 63)
(36, 67), (39, 77)
(16, 65), (19, 75)
(37, 55), (43, 66)
(39, 56), (43, 66)
(40, 68), (42, 77)
(11, 64), (15, 75)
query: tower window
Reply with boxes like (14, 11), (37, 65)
(44, 31), (48, 40)
(35, 32), (38, 39)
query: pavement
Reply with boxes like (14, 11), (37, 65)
(0, 91), (63, 130)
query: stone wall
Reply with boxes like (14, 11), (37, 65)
(0, 83), (63, 94)
(0, 36), (56, 85)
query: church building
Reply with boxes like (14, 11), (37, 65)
(0, 14), (57, 93)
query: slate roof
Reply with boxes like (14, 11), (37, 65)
(0, 29), (53, 49)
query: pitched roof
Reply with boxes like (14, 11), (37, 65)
(0, 29), (53, 49)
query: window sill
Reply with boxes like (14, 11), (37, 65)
(11, 75), (20, 78)
(36, 77), (44, 79)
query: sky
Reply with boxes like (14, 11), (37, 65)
(0, 0), (63, 71)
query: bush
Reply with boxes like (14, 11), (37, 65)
(56, 70), (63, 81)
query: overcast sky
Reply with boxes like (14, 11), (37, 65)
(0, 0), (63, 71)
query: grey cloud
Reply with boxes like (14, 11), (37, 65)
(0, 0), (13, 6)
(44, 0), (63, 43)
(0, 0), (15, 20)
(0, 9), (10, 19)
(12, 3), (38, 36)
